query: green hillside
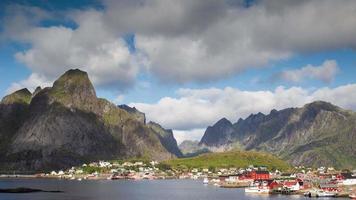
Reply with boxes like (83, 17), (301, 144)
(164, 150), (290, 171)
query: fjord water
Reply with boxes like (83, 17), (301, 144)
(0, 179), (347, 200)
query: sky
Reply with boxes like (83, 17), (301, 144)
(1, 0), (356, 144)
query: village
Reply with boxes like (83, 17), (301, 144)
(4, 160), (354, 199)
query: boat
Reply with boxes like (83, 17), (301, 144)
(203, 178), (209, 184)
(245, 187), (270, 194)
(343, 179), (356, 186)
(245, 181), (270, 194)
(316, 190), (336, 197)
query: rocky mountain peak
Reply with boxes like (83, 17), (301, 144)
(1, 88), (32, 105)
(200, 101), (356, 168)
(300, 101), (341, 121)
(49, 69), (97, 109)
(200, 117), (235, 146)
(32, 86), (42, 97)
(270, 109), (278, 115)
(215, 117), (232, 127)
(52, 69), (96, 97)
(303, 101), (339, 112)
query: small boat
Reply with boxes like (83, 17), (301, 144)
(245, 187), (270, 194)
(316, 190), (336, 197)
(343, 179), (356, 186)
(245, 181), (270, 194)
(77, 178), (82, 181)
(203, 178), (209, 184)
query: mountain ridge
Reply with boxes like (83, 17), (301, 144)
(0, 69), (182, 171)
(199, 101), (356, 168)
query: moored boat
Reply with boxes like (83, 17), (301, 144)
(203, 178), (209, 184)
(245, 181), (270, 194)
(316, 190), (336, 197)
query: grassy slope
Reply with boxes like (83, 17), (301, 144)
(164, 150), (290, 171)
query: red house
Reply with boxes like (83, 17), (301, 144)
(269, 180), (282, 190)
(250, 171), (270, 180)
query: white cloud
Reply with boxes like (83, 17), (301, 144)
(173, 129), (205, 145)
(113, 95), (125, 104)
(279, 60), (339, 83)
(9, 10), (139, 92)
(103, 0), (356, 82)
(4, 0), (356, 88)
(6, 73), (52, 94)
(131, 84), (356, 133)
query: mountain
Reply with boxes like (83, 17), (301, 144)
(0, 69), (181, 172)
(179, 140), (200, 154)
(199, 118), (235, 150)
(179, 140), (210, 157)
(147, 122), (183, 158)
(200, 101), (356, 169)
(118, 104), (146, 124)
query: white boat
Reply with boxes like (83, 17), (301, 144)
(316, 190), (336, 197)
(245, 181), (270, 194)
(203, 178), (209, 184)
(342, 179), (356, 186)
(245, 187), (270, 194)
(77, 178), (82, 181)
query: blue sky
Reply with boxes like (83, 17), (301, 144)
(1, 0), (356, 142)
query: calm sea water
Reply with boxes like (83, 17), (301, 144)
(0, 179), (348, 200)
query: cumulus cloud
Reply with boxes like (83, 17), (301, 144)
(131, 84), (356, 133)
(278, 60), (339, 83)
(3, 0), (356, 89)
(103, 0), (356, 82)
(113, 95), (125, 104)
(12, 10), (139, 91)
(6, 73), (52, 94)
(173, 129), (206, 144)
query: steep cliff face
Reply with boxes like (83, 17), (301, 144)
(0, 89), (32, 155)
(200, 101), (356, 168)
(118, 104), (146, 124)
(199, 118), (235, 147)
(0, 69), (181, 171)
(147, 121), (183, 158)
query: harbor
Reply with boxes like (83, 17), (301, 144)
(1, 160), (356, 198)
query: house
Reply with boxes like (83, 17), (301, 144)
(226, 174), (240, 183)
(250, 171), (270, 180)
(319, 183), (339, 192)
(338, 172), (356, 185)
(269, 180), (283, 190)
(99, 161), (111, 168)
